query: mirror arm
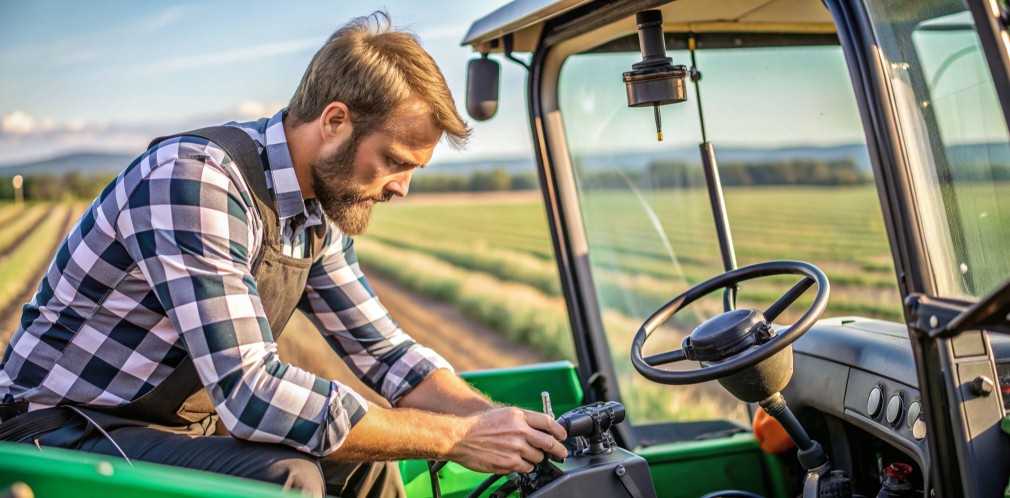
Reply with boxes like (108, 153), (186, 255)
(939, 278), (1010, 337)
(503, 33), (530, 71)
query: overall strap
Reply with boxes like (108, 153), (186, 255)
(149, 126), (282, 269)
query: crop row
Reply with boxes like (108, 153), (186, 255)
(0, 204), (74, 311)
(0, 204), (56, 256)
(0, 203), (82, 340)
(362, 231), (903, 322)
(371, 193), (898, 282)
(355, 237), (742, 422)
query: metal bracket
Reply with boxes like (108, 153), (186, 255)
(615, 465), (645, 498)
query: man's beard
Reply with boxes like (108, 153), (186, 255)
(311, 136), (392, 235)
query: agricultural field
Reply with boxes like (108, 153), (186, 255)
(360, 185), (904, 424)
(0, 185), (905, 427)
(0, 202), (84, 338)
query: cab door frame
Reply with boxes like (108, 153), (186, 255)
(827, 0), (1010, 496)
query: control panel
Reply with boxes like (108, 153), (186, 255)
(844, 368), (927, 445)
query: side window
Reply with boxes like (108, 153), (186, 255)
(558, 42), (902, 427)
(866, 2), (1010, 298)
(699, 45), (903, 323)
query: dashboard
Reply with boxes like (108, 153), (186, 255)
(781, 317), (1009, 493)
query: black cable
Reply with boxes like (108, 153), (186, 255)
(503, 34), (531, 71)
(428, 460), (447, 498)
(466, 473), (506, 498)
(699, 491), (765, 498)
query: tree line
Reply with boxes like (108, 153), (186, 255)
(412, 158), (872, 193)
(7, 158), (1008, 200)
(0, 172), (114, 201)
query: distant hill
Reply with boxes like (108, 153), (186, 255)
(3, 141), (1004, 179)
(427, 143), (874, 176)
(0, 151), (134, 177)
(427, 141), (1008, 177)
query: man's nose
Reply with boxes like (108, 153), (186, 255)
(385, 170), (413, 198)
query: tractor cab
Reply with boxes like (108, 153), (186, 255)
(444, 0), (1010, 497)
(3, 1), (1010, 497)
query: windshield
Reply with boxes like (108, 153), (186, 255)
(558, 38), (898, 425)
(865, 1), (1010, 298)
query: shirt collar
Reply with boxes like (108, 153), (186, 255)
(261, 109), (308, 221)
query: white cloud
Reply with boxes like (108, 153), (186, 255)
(0, 102), (291, 164)
(0, 111), (107, 137)
(139, 5), (189, 31)
(1, 111), (37, 135)
(236, 100), (286, 120)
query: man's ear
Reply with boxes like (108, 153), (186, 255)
(319, 101), (352, 141)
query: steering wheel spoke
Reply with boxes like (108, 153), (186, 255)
(764, 276), (815, 322)
(642, 349), (686, 366)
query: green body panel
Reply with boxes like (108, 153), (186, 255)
(0, 442), (296, 498)
(400, 362), (789, 498)
(0, 361), (788, 498)
(1005, 418), (1010, 498)
(638, 433), (788, 498)
(400, 361), (585, 497)
(458, 360), (585, 414)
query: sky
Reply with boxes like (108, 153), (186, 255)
(2, 1), (993, 167)
(0, 1), (533, 164)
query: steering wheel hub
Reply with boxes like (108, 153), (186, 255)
(685, 308), (767, 362)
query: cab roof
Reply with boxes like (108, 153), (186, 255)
(462, 0), (836, 52)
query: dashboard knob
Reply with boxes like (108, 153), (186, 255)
(885, 393), (903, 426)
(906, 401), (920, 429)
(912, 418), (927, 440)
(867, 386), (883, 418)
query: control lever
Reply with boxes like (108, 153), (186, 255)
(556, 401), (626, 456)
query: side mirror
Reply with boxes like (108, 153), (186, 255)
(466, 55), (500, 121)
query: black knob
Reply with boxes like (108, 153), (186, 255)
(867, 386), (883, 418)
(885, 394), (903, 427)
(906, 401), (920, 430)
(969, 376), (994, 397)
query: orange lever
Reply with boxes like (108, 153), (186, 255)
(752, 407), (795, 454)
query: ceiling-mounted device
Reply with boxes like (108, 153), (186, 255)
(622, 10), (687, 141)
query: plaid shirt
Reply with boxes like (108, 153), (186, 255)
(0, 110), (452, 456)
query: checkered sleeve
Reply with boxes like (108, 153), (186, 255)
(298, 229), (454, 404)
(115, 142), (367, 457)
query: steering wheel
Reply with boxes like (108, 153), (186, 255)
(631, 260), (829, 386)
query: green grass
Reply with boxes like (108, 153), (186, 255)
(357, 237), (741, 423)
(362, 186), (913, 423)
(368, 186), (904, 322)
(0, 204), (54, 254)
(0, 203), (74, 308)
(0, 187), (917, 425)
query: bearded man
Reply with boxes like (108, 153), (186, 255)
(0, 12), (566, 498)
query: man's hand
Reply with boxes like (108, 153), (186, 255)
(448, 407), (568, 474)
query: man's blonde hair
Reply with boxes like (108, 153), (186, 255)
(289, 11), (470, 147)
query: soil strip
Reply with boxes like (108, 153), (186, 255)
(0, 207), (75, 341)
(0, 206), (57, 258)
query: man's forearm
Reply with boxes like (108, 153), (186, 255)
(326, 403), (464, 462)
(396, 368), (495, 416)
(330, 402), (571, 475)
